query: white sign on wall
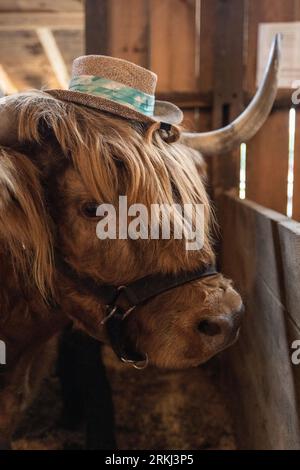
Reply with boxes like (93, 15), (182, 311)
(257, 22), (300, 89)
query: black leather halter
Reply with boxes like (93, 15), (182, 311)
(57, 257), (218, 367)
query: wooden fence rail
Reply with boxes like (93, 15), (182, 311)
(220, 192), (300, 449)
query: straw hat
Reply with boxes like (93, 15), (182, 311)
(46, 55), (183, 126)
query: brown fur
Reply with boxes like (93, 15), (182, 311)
(0, 91), (242, 445)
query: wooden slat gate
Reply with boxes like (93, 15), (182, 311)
(221, 193), (300, 449)
(85, 0), (300, 449)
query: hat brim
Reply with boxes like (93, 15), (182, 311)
(45, 89), (183, 126)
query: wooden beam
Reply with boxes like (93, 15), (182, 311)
(0, 12), (83, 30)
(36, 28), (70, 89)
(152, 91), (212, 110)
(0, 0), (83, 11)
(0, 64), (18, 94)
(110, 0), (149, 68)
(85, 0), (109, 55)
(53, 30), (84, 75)
(150, 0), (198, 93)
(210, 0), (245, 197)
(0, 30), (60, 90)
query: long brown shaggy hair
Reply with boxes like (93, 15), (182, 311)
(1, 91), (214, 299)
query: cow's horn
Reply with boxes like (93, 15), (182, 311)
(181, 34), (281, 155)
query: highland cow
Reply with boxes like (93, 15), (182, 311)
(0, 36), (279, 449)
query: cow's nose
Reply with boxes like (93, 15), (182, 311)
(198, 304), (245, 344)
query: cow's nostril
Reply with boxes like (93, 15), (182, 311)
(198, 319), (221, 337)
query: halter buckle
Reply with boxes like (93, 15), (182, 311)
(101, 304), (136, 325)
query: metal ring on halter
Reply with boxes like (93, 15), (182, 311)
(122, 305), (136, 320)
(121, 353), (149, 370)
(115, 286), (136, 319)
(101, 285), (128, 325)
(117, 285), (126, 292)
(101, 305), (117, 325)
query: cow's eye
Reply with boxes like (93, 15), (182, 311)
(81, 202), (99, 219)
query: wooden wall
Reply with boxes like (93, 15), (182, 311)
(220, 192), (300, 449)
(94, 0), (213, 133)
(244, 0), (300, 219)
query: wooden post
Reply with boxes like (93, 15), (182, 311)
(210, 0), (245, 196)
(85, 0), (109, 55)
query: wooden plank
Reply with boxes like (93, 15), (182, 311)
(208, 0), (244, 199)
(182, 109), (211, 133)
(150, 0), (198, 93)
(197, 0), (217, 193)
(286, 318), (300, 416)
(109, 0), (149, 67)
(278, 219), (300, 332)
(246, 109), (289, 214)
(36, 28), (70, 88)
(198, 0), (217, 96)
(243, 0), (300, 215)
(220, 193), (300, 449)
(221, 193), (288, 297)
(53, 30), (84, 73)
(212, 0), (244, 125)
(0, 12), (83, 30)
(3, 30), (83, 91)
(245, 0), (300, 95)
(292, 110), (300, 221)
(278, 219), (300, 421)
(0, 31), (59, 90)
(155, 91), (211, 110)
(0, 0), (83, 11)
(0, 64), (18, 94)
(85, 0), (109, 55)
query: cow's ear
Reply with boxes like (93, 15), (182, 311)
(0, 146), (54, 299)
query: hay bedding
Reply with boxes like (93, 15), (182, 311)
(12, 347), (236, 450)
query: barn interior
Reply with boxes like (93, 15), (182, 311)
(1, 0), (300, 450)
